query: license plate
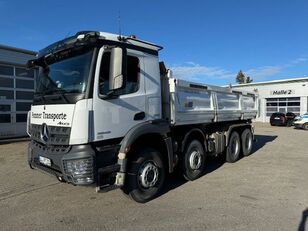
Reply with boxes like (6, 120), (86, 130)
(274, 117), (280, 120)
(39, 156), (51, 167)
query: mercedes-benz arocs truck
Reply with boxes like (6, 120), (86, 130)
(27, 31), (257, 203)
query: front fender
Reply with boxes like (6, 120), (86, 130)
(119, 120), (170, 153)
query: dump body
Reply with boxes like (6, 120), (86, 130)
(162, 78), (257, 126)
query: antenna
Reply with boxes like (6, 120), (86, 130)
(118, 11), (122, 38)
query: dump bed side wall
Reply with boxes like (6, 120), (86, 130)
(163, 78), (257, 125)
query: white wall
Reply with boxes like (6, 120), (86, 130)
(232, 80), (308, 122)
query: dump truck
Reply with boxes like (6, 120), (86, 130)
(27, 31), (257, 202)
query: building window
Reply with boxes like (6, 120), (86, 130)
(0, 114), (10, 123)
(0, 90), (14, 99)
(0, 65), (14, 76)
(16, 79), (34, 89)
(266, 97), (300, 116)
(16, 91), (34, 100)
(0, 77), (14, 88)
(16, 114), (27, 122)
(16, 102), (32, 111)
(0, 104), (11, 112)
(16, 67), (35, 78)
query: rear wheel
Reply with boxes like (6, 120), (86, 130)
(123, 147), (165, 203)
(303, 123), (308, 130)
(226, 131), (241, 163)
(182, 140), (206, 181)
(241, 129), (253, 156)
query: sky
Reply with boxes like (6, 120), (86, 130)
(1, 0), (308, 85)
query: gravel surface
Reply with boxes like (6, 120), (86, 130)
(0, 123), (307, 231)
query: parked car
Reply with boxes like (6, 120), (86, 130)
(293, 113), (308, 130)
(270, 112), (296, 126)
(285, 112), (297, 126)
(294, 113), (307, 121)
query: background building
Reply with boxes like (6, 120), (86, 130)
(232, 77), (308, 122)
(0, 44), (36, 139)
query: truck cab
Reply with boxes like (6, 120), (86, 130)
(28, 31), (172, 201)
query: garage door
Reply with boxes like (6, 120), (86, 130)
(266, 97), (300, 116)
(0, 64), (34, 139)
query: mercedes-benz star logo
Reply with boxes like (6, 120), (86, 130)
(40, 123), (49, 143)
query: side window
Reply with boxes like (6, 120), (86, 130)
(99, 52), (111, 95)
(123, 55), (140, 94)
(99, 52), (140, 96)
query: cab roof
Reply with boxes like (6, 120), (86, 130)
(37, 31), (163, 59)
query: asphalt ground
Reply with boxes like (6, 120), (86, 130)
(0, 123), (307, 231)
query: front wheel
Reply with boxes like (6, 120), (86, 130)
(122, 147), (165, 203)
(182, 140), (206, 181)
(303, 123), (308, 130)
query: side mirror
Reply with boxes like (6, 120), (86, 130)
(26, 59), (36, 69)
(109, 47), (125, 91)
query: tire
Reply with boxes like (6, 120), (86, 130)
(182, 140), (206, 181)
(122, 147), (165, 203)
(303, 123), (308, 130)
(241, 129), (253, 156)
(226, 131), (241, 163)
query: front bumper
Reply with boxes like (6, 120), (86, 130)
(294, 123), (303, 129)
(28, 141), (96, 185)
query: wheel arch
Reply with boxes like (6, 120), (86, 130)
(119, 121), (174, 173)
(180, 128), (206, 153)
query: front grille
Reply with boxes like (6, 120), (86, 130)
(30, 124), (71, 145)
(32, 140), (71, 154)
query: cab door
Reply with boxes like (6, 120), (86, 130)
(92, 46), (146, 141)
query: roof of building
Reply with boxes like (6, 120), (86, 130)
(231, 77), (308, 87)
(0, 44), (37, 55)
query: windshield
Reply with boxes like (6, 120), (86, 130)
(36, 48), (94, 95)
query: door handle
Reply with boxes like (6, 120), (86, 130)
(134, 111), (145, 121)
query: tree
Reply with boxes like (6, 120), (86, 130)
(246, 76), (253, 83)
(236, 70), (253, 84)
(236, 70), (245, 84)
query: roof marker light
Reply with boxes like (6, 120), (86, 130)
(77, 34), (85, 40)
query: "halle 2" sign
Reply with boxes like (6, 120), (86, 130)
(270, 89), (295, 95)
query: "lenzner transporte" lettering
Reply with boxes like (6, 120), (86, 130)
(32, 112), (67, 121)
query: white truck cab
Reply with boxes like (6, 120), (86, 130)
(27, 31), (257, 202)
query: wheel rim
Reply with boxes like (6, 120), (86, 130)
(189, 150), (202, 170)
(138, 161), (159, 188)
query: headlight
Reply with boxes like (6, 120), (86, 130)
(63, 158), (94, 184)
